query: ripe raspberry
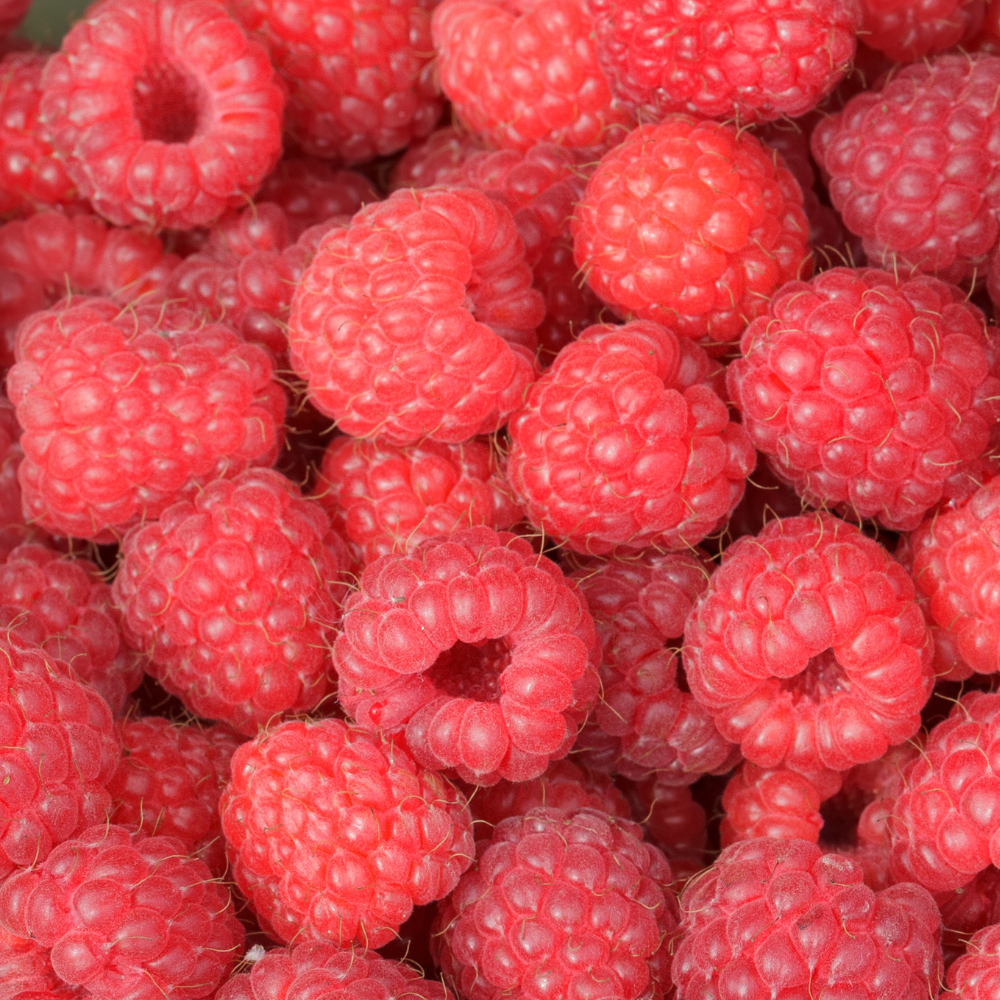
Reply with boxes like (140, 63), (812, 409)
(0, 928), (59, 1000)
(435, 807), (679, 1000)
(573, 117), (812, 345)
(937, 867), (1000, 970)
(0, 824), (244, 1000)
(314, 435), (522, 567)
(288, 188), (539, 444)
(508, 320), (755, 554)
(683, 513), (934, 777)
(948, 922), (1000, 997)
(39, 0), (284, 230)
(811, 55), (1000, 285)
(860, 0), (985, 61)
(587, 0), (860, 125)
(389, 126), (483, 192)
(334, 526), (600, 785)
(623, 778), (707, 880)
(0, 0), (29, 36)
(723, 461), (805, 546)
(113, 468), (350, 736)
(220, 717), (475, 948)
(0, 393), (47, 559)
(729, 268), (1000, 531)
(720, 763), (827, 845)
(7, 296), (286, 542)
(674, 838), (943, 1000)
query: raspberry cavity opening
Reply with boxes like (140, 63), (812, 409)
(133, 61), (203, 144)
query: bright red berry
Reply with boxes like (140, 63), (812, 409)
(859, 0), (984, 61)
(720, 762), (828, 845)
(948, 922), (1000, 997)
(0, 393), (47, 560)
(0, 924), (59, 1000)
(389, 126), (483, 192)
(936, 867), (1000, 970)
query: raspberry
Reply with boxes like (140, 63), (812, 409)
(334, 526), (600, 785)
(937, 867), (1000, 970)
(860, 0), (985, 61)
(389, 126), (483, 192)
(7, 296), (286, 542)
(948, 922), (1000, 997)
(0, 0), (29, 36)
(729, 268), (1000, 531)
(720, 763), (827, 845)
(683, 513), (934, 778)
(587, 0), (859, 125)
(39, 0), (284, 230)
(107, 717), (243, 876)
(314, 435), (522, 567)
(219, 717), (475, 948)
(0, 928), (58, 1000)
(723, 461), (805, 545)
(434, 807), (679, 1000)
(508, 320), (755, 554)
(673, 838), (943, 1000)
(0, 393), (47, 560)
(113, 468), (350, 736)
(573, 117), (812, 345)
(288, 188), (539, 445)
(811, 54), (1000, 285)
(0, 824), (244, 1000)
(623, 778), (707, 880)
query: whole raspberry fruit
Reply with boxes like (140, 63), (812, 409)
(720, 762), (827, 845)
(673, 838), (943, 1000)
(39, 0), (284, 230)
(113, 469), (350, 736)
(683, 513), (934, 777)
(860, 0), (984, 61)
(573, 116), (812, 345)
(0, 824), (244, 1000)
(220, 717), (475, 949)
(7, 297), (286, 542)
(623, 778), (707, 880)
(948, 922), (1000, 997)
(289, 188), (539, 444)
(508, 320), (755, 554)
(389, 126), (483, 192)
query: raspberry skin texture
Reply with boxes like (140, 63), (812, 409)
(622, 778), (707, 880)
(0, 927), (59, 1000)
(434, 806), (679, 1000)
(586, 0), (860, 125)
(389, 126), (483, 192)
(113, 468), (350, 736)
(860, 0), (985, 61)
(7, 296), (286, 542)
(39, 0), (285, 230)
(948, 921), (1000, 996)
(683, 513), (934, 778)
(0, 394), (49, 563)
(334, 526), (601, 786)
(314, 435), (522, 567)
(508, 320), (756, 555)
(720, 762), (827, 846)
(0, 824), (244, 1000)
(107, 717), (243, 876)
(728, 268), (1000, 532)
(219, 717), (475, 949)
(288, 188), (539, 444)
(673, 838), (944, 1000)
(573, 117), (813, 345)
(935, 867), (1000, 970)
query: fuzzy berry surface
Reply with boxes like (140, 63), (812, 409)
(0, 393), (41, 560)
(389, 126), (483, 192)
(936, 867), (1000, 970)
(860, 0), (984, 61)
(220, 717), (475, 949)
(947, 921), (1000, 996)
(721, 763), (827, 846)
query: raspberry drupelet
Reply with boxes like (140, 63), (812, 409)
(39, 0), (285, 230)
(573, 116), (812, 346)
(508, 320), (755, 554)
(859, 0), (984, 61)
(389, 126), (483, 192)
(334, 526), (601, 786)
(947, 921), (1000, 997)
(113, 468), (350, 736)
(0, 928), (59, 1000)
(0, 394), (48, 562)
(220, 717), (475, 949)
(0, 824), (244, 1000)
(720, 762), (828, 846)
(936, 867), (1000, 970)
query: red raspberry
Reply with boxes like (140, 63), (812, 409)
(860, 0), (984, 61)
(723, 461), (804, 545)
(0, 0), (29, 36)
(683, 513), (934, 778)
(937, 867), (1000, 970)
(113, 469), (350, 736)
(0, 824), (244, 1000)
(674, 838), (943, 1000)
(587, 0), (860, 125)
(948, 922), (1000, 997)
(107, 717), (243, 876)
(811, 54), (1000, 285)
(389, 126), (483, 192)
(288, 188), (539, 444)
(7, 296), (285, 542)
(314, 435), (522, 567)
(508, 320), (755, 554)
(220, 717), (474, 948)
(729, 268), (1000, 531)
(0, 393), (47, 560)
(39, 0), (284, 230)
(334, 526), (600, 785)
(573, 117), (812, 345)
(434, 807), (679, 1000)
(720, 763), (827, 845)
(0, 928), (59, 1000)
(623, 778), (707, 881)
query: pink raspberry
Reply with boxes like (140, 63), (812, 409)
(113, 468), (350, 736)
(937, 867), (1000, 970)
(948, 922), (1000, 997)
(573, 117), (813, 345)
(622, 778), (707, 881)
(7, 296), (285, 542)
(729, 268), (1000, 531)
(674, 838), (943, 1000)
(314, 435), (522, 567)
(389, 126), (483, 192)
(0, 928), (59, 1000)
(0, 824), (244, 1000)
(220, 717), (474, 948)
(39, 0), (284, 230)
(860, 0), (984, 61)
(434, 807), (679, 1000)
(0, 393), (47, 559)
(334, 526), (600, 785)
(811, 54), (1000, 285)
(508, 320), (755, 554)
(587, 0), (859, 124)
(288, 188), (539, 444)
(720, 763), (828, 845)
(683, 513), (934, 778)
